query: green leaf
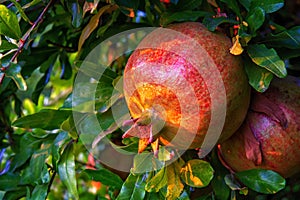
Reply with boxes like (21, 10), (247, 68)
(210, 149), (230, 200)
(58, 144), (79, 199)
(235, 169), (286, 194)
(180, 159), (214, 188)
(264, 26), (300, 49)
(0, 39), (17, 51)
(9, 0), (31, 23)
(247, 44), (287, 78)
(160, 10), (210, 27)
(83, 168), (123, 189)
(67, 0), (83, 28)
(166, 161), (184, 200)
(220, 0), (240, 16)
(5, 63), (27, 91)
(246, 7), (265, 33)
(239, 0), (251, 10)
(11, 133), (43, 170)
(244, 58), (274, 92)
(131, 153), (164, 174)
(0, 173), (20, 191)
(250, 0), (284, 13)
(12, 109), (71, 130)
(145, 167), (168, 192)
(52, 131), (70, 171)
(30, 184), (48, 200)
(97, 9), (120, 37)
(224, 174), (248, 195)
(116, 173), (146, 200)
(0, 5), (21, 39)
(170, 0), (203, 11)
(203, 16), (238, 31)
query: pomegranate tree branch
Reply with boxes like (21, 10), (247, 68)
(10, 0), (55, 62)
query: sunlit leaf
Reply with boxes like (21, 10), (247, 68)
(180, 160), (214, 188)
(52, 131), (70, 171)
(247, 44), (287, 78)
(0, 5), (21, 39)
(116, 173), (146, 200)
(145, 167), (168, 192)
(78, 4), (117, 52)
(131, 153), (164, 174)
(58, 144), (79, 199)
(0, 39), (17, 51)
(235, 169), (286, 194)
(166, 161), (184, 200)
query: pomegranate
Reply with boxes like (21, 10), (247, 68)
(123, 22), (250, 151)
(219, 76), (300, 178)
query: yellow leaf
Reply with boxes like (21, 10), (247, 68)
(166, 161), (184, 200)
(78, 4), (118, 52)
(230, 35), (244, 55)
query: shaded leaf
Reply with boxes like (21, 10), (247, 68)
(67, 0), (83, 28)
(58, 144), (79, 199)
(116, 173), (146, 200)
(180, 160), (214, 188)
(160, 10), (210, 26)
(145, 167), (168, 192)
(244, 58), (274, 92)
(239, 0), (251, 10)
(10, 0), (31, 23)
(52, 131), (70, 171)
(6, 63), (27, 91)
(0, 5), (21, 39)
(0, 173), (20, 191)
(12, 109), (71, 130)
(203, 16), (238, 31)
(220, 0), (240, 16)
(246, 7), (265, 33)
(247, 44), (287, 78)
(236, 169), (286, 194)
(264, 26), (300, 49)
(97, 9), (120, 37)
(30, 184), (48, 200)
(0, 39), (17, 51)
(250, 0), (284, 14)
(224, 174), (248, 195)
(170, 0), (203, 11)
(78, 4), (117, 52)
(83, 168), (123, 189)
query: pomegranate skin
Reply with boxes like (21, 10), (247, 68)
(219, 76), (300, 178)
(123, 22), (250, 149)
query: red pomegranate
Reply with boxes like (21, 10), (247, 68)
(122, 22), (250, 151)
(219, 76), (300, 178)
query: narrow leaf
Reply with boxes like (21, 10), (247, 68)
(220, 0), (240, 16)
(12, 109), (71, 130)
(78, 4), (116, 52)
(10, 0), (32, 23)
(264, 26), (300, 49)
(247, 44), (287, 78)
(83, 168), (123, 189)
(160, 11), (209, 26)
(0, 5), (21, 39)
(180, 160), (214, 188)
(116, 173), (146, 200)
(250, 0), (284, 13)
(145, 167), (168, 192)
(30, 184), (48, 200)
(58, 144), (79, 199)
(5, 63), (27, 91)
(246, 7), (265, 33)
(52, 131), (70, 171)
(235, 169), (286, 194)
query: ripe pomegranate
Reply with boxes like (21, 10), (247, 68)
(219, 76), (300, 178)
(123, 22), (250, 151)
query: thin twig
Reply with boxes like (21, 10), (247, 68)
(0, 0), (56, 85)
